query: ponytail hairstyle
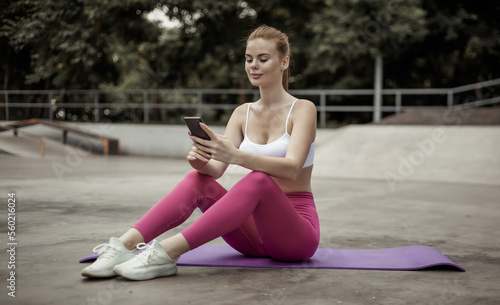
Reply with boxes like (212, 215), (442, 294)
(247, 25), (291, 91)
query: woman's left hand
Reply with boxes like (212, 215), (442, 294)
(190, 123), (238, 164)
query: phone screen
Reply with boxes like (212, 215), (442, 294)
(184, 117), (211, 140)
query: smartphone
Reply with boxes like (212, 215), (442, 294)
(184, 117), (211, 140)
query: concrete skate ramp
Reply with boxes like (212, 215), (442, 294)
(314, 125), (500, 188)
(378, 107), (500, 125)
(0, 134), (73, 158)
(0, 119), (119, 155)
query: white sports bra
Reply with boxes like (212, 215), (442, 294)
(239, 99), (315, 168)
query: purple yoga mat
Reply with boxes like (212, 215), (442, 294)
(80, 244), (464, 271)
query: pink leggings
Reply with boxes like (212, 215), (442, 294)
(133, 171), (320, 261)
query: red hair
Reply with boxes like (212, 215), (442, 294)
(247, 25), (291, 91)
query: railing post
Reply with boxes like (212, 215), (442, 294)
(143, 90), (149, 124)
(447, 90), (453, 107)
(5, 92), (9, 121)
(40, 137), (45, 157)
(197, 91), (203, 117)
(62, 130), (68, 144)
(103, 139), (109, 155)
(48, 92), (53, 120)
(395, 91), (402, 114)
(320, 92), (326, 128)
(372, 54), (383, 122)
(94, 92), (100, 122)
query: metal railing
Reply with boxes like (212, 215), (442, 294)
(0, 124), (46, 157)
(0, 118), (119, 155)
(1, 78), (499, 127)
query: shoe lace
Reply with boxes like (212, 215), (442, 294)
(135, 242), (154, 264)
(93, 243), (120, 260)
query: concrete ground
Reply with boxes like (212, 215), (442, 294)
(0, 124), (499, 305)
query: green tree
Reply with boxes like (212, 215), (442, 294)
(149, 0), (325, 90)
(2, 0), (162, 90)
(386, 0), (500, 89)
(306, 0), (427, 89)
(1, 0), (33, 91)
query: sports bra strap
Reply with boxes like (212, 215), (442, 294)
(285, 99), (299, 133)
(245, 103), (251, 135)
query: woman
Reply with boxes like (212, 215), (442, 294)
(81, 25), (319, 281)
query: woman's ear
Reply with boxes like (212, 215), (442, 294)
(282, 56), (290, 71)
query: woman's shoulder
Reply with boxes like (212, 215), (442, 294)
(226, 102), (250, 126)
(290, 99), (317, 127)
(235, 102), (251, 110)
(232, 102), (251, 116)
(294, 99), (317, 112)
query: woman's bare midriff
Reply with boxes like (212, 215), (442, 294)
(272, 165), (313, 193)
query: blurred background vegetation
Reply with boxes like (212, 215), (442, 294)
(1, 0), (499, 124)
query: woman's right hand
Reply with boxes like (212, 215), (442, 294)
(187, 132), (211, 170)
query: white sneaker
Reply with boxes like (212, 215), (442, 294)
(81, 237), (136, 278)
(113, 240), (178, 281)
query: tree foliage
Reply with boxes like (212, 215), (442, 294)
(1, 0), (499, 93)
(388, 0), (500, 88)
(306, 0), (427, 88)
(1, 0), (162, 90)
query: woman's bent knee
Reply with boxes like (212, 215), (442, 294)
(245, 171), (274, 185)
(184, 170), (216, 184)
(185, 170), (203, 180)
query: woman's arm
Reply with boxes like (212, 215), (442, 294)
(193, 100), (317, 180)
